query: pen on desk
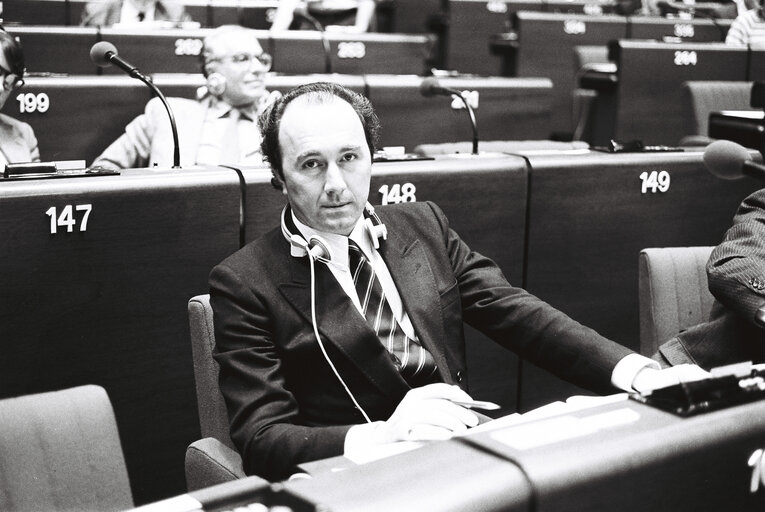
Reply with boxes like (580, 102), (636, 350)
(450, 399), (501, 411)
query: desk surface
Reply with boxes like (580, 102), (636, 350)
(285, 396), (765, 511)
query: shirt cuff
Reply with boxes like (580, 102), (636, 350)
(611, 353), (660, 392)
(344, 421), (389, 457)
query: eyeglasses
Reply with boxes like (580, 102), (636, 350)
(0, 65), (23, 92)
(209, 52), (272, 70)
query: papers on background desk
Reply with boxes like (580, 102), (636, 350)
(344, 393), (630, 465)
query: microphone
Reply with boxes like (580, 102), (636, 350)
(90, 41), (145, 79)
(420, 77), (479, 155)
(703, 139), (765, 180)
(90, 41), (181, 169)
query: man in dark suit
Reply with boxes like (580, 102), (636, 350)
(655, 188), (765, 368)
(210, 82), (707, 481)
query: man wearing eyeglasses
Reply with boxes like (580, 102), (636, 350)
(0, 30), (39, 165)
(91, 25), (278, 170)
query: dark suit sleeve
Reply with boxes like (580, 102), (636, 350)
(707, 188), (765, 325)
(424, 201), (632, 394)
(209, 262), (352, 482)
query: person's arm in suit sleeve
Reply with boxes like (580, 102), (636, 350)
(707, 188), (765, 327)
(209, 261), (353, 482)
(424, 201), (703, 394)
(90, 98), (159, 170)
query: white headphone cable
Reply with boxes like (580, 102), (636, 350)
(308, 250), (372, 423)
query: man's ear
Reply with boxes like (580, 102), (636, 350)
(270, 173), (285, 191)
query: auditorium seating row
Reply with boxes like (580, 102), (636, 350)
(4, 0), (445, 34)
(7, 25), (436, 76)
(8, 13), (740, 142)
(1, 149), (759, 504)
(0, 73), (553, 164)
(581, 41), (765, 146)
(450, 10), (735, 138)
(4, 0), (279, 29)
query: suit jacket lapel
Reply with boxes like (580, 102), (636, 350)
(278, 255), (410, 400)
(379, 229), (454, 382)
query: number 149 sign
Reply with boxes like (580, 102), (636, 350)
(639, 170), (671, 194)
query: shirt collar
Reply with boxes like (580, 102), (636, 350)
(205, 94), (268, 121)
(290, 210), (370, 269)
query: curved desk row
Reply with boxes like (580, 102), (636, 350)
(0, 73), (553, 164)
(8, 25), (435, 76)
(0, 149), (759, 504)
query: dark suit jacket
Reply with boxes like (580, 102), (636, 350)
(80, 0), (191, 26)
(210, 201), (632, 481)
(655, 188), (765, 368)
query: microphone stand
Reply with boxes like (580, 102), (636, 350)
(453, 91), (479, 155)
(143, 77), (181, 169)
(126, 67), (180, 169)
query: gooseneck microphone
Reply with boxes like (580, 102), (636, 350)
(703, 139), (765, 181)
(420, 77), (479, 155)
(90, 41), (182, 169)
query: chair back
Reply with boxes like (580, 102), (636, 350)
(188, 294), (235, 449)
(0, 385), (133, 511)
(638, 246), (716, 356)
(681, 80), (753, 138)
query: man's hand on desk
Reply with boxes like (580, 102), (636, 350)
(631, 364), (710, 393)
(345, 383), (480, 456)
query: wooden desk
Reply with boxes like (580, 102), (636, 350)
(364, 74), (553, 149)
(612, 40), (749, 145)
(0, 166), (244, 505)
(2, 73), (551, 164)
(627, 15), (731, 42)
(268, 31), (435, 75)
(447, 0), (619, 75)
(3, 0), (279, 28)
(513, 12), (628, 138)
(519, 148), (762, 409)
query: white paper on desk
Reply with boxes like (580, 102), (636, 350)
(345, 394), (630, 463)
(345, 440), (424, 465)
(463, 393), (629, 436)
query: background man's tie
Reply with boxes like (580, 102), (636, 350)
(348, 240), (438, 385)
(220, 109), (241, 164)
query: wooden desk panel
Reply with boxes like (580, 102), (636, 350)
(1, 76), (153, 164)
(514, 12), (628, 138)
(4, 0), (71, 25)
(0, 167), (244, 505)
(613, 40), (749, 145)
(627, 16), (731, 42)
(269, 31), (434, 75)
(6, 26), (99, 74)
(520, 149), (762, 409)
(365, 74), (552, 149)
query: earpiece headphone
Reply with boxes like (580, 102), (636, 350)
(205, 72), (226, 97)
(281, 202), (388, 423)
(281, 202), (387, 260)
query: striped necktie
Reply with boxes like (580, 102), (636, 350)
(348, 240), (438, 386)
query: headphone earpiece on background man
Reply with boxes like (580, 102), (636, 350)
(206, 72), (226, 96)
